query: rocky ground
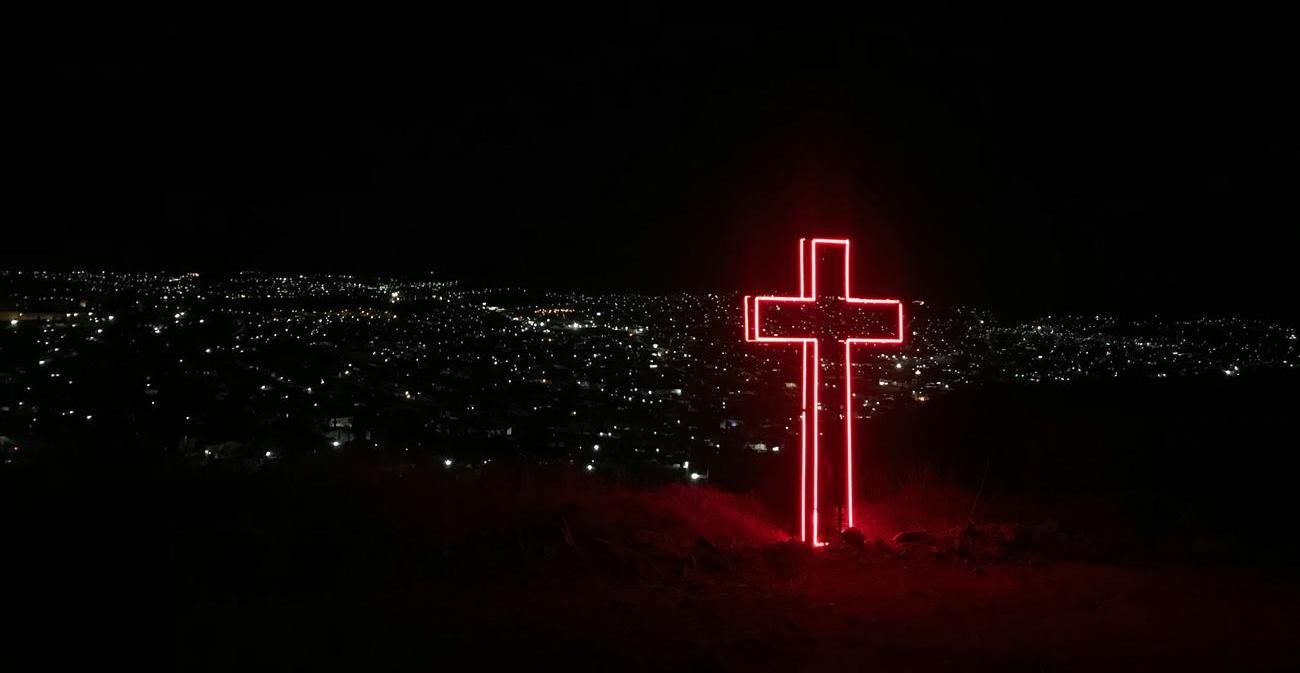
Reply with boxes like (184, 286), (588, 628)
(158, 478), (1300, 671)
(9, 422), (1300, 672)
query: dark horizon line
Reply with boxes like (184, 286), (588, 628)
(3, 265), (1295, 326)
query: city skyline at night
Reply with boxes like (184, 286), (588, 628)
(5, 268), (1292, 476)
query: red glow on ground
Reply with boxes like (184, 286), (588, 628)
(745, 238), (903, 544)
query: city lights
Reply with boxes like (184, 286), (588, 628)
(0, 269), (1291, 479)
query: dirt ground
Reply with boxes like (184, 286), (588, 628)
(10, 455), (1299, 671)
(176, 539), (1300, 671)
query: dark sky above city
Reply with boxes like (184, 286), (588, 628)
(11, 8), (1295, 318)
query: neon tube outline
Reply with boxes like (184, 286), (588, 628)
(745, 238), (903, 544)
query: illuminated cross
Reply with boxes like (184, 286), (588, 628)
(744, 238), (904, 545)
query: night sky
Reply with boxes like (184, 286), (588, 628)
(11, 8), (1295, 318)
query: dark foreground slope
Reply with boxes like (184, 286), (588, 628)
(5, 373), (1300, 671)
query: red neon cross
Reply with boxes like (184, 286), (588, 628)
(743, 238), (903, 545)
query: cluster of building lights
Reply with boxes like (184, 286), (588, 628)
(0, 269), (1293, 491)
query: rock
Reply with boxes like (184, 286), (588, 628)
(679, 554), (697, 578)
(763, 540), (813, 578)
(695, 535), (721, 554)
(840, 527), (866, 547)
(933, 522), (1028, 562)
(692, 536), (730, 573)
(590, 537), (649, 580)
(892, 530), (934, 545)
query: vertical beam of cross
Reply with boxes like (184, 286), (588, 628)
(744, 238), (904, 545)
